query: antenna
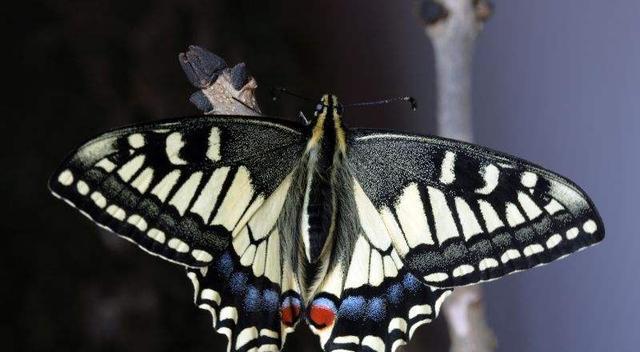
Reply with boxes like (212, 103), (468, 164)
(345, 96), (417, 111)
(270, 88), (418, 113)
(270, 87), (314, 103)
(270, 87), (315, 124)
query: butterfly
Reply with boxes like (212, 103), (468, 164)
(50, 94), (604, 352)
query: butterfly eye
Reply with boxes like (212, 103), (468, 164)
(336, 104), (344, 115)
(316, 104), (323, 112)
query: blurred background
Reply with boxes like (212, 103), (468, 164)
(4, 0), (639, 351)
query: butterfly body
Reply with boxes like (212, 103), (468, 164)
(300, 94), (345, 266)
(50, 94), (603, 352)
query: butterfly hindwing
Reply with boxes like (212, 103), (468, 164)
(187, 248), (303, 352)
(307, 235), (452, 352)
(347, 129), (604, 288)
(188, 252), (284, 352)
(50, 115), (305, 268)
(187, 169), (306, 352)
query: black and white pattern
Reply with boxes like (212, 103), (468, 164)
(51, 116), (305, 267)
(349, 130), (604, 288)
(51, 95), (604, 352)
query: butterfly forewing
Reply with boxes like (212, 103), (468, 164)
(348, 129), (604, 288)
(49, 116), (305, 267)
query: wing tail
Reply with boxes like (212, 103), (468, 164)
(188, 250), (289, 352)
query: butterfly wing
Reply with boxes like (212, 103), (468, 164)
(186, 171), (305, 352)
(347, 129), (604, 288)
(187, 257), (303, 352)
(49, 115), (305, 267)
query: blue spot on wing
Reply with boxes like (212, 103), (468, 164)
(366, 297), (387, 322)
(387, 283), (403, 304)
(339, 296), (366, 320)
(313, 297), (337, 310)
(217, 252), (234, 278)
(263, 289), (279, 313)
(245, 286), (261, 312)
(402, 273), (422, 292)
(230, 272), (248, 295)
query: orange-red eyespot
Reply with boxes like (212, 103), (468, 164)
(280, 296), (301, 327)
(308, 298), (337, 329)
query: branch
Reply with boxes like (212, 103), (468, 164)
(417, 1), (497, 351)
(419, 0), (492, 141)
(179, 45), (262, 116)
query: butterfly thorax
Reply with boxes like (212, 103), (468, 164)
(300, 94), (347, 270)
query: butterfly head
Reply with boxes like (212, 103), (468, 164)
(314, 94), (344, 119)
(307, 94), (347, 153)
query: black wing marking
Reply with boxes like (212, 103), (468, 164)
(50, 115), (305, 268)
(347, 129), (604, 288)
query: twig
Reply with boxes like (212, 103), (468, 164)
(416, 1), (497, 351)
(179, 45), (262, 116)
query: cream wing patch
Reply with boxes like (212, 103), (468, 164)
(206, 127), (222, 162)
(354, 179), (392, 250)
(395, 183), (434, 247)
(345, 236), (371, 289)
(212, 166), (254, 231)
(428, 186), (460, 244)
(190, 167), (230, 222)
(165, 132), (188, 165)
(227, 173), (293, 285)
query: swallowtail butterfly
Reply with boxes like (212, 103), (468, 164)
(50, 94), (603, 352)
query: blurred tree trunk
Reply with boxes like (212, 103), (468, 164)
(418, 1), (497, 352)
